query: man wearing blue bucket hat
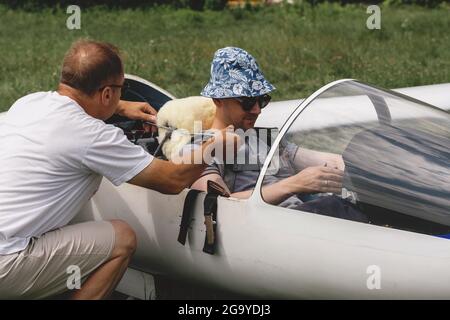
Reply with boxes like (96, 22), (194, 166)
(190, 47), (367, 222)
(201, 46), (274, 119)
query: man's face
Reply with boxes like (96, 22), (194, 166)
(220, 98), (262, 130)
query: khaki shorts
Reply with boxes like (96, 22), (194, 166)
(0, 220), (115, 299)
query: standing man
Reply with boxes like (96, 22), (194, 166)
(0, 40), (234, 299)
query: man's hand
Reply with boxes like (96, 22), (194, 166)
(116, 100), (157, 132)
(285, 166), (343, 195)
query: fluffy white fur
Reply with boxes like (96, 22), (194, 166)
(157, 96), (216, 160)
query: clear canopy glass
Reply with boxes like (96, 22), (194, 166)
(262, 80), (450, 235)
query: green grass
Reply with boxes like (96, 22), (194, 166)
(0, 3), (449, 112)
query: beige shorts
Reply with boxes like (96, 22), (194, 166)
(0, 220), (115, 299)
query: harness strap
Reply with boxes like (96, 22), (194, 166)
(203, 180), (230, 255)
(177, 189), (201, 245)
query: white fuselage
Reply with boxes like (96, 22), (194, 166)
(2, 82), (450, 298)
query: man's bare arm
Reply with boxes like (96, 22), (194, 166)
(192, 174), (314, 204)
(128, 128), (240, 194)
(191, 166), (343, 204)
(128, 158), (208, 194)
(293, 147), (345, 171)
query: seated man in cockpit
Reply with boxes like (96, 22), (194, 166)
(186, 47), (367, 222)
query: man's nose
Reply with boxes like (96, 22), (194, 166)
(249, 102), (261, 115)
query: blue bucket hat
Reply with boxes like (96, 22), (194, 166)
(201, 47), (275, 98)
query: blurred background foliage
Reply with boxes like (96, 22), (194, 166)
(0, 1), (449, 111)
(0, 0), (447, 10)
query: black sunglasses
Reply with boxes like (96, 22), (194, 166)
(234, 94), (271, 112)
(98, 82), (130, 95)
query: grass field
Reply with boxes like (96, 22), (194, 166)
(0, 3), (449, 112)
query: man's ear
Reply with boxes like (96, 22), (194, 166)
(100, 87), (112, 105)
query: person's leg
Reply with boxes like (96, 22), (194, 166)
(70, 220), (136, 299)
(298, 195), (369, 223)
(0, 219), (135, 299)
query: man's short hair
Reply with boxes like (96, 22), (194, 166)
(60, 39), (124, 96)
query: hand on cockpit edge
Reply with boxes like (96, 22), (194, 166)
(116, 100), (158, 133)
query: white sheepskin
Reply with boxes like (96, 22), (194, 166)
(157, 96), (216, 160)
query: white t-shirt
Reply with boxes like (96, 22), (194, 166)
(0, 91), (153, 254)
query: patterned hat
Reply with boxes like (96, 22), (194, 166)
(201, 47), (275, 98)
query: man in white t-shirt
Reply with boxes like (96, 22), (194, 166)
(0, 40), (235, 299)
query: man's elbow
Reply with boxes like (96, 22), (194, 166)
(154, 162), (203, 194)
(168, 182), (186, 194)
(159, 177), (189, 195)
(155, 182), (182, 195)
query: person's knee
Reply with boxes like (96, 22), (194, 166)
(109, 220), (137, 257)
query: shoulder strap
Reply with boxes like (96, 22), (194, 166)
(203, 180), (230, 255)
(177, 189), (201, 245)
